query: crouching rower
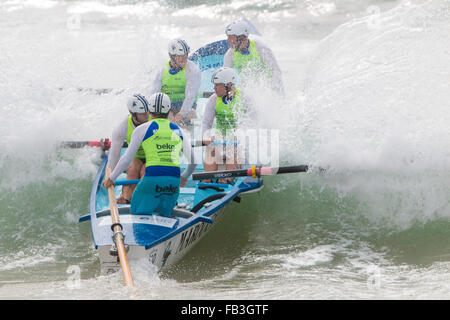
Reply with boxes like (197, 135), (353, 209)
(107, 94), (151, 204)
(223, 19), (284, 97)
(102, 92), (197, 217)
(202, 67), (249, 183)
(150, 39), (201, 128)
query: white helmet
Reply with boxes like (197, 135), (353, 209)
(127, 94), (149, 114)
(148, 92), (171, 114)
(168, 39), (190, 56)
(225, 20), (249, 37)
(211, 67), (237, 86)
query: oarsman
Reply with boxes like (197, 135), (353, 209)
(107, 94), (151, 204)
(150, 39), (201, 127)
(201, 67), (248, 183)
(223, 20), (284, 96)
(103, 93), (197, 217)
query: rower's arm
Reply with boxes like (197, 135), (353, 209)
(201, 94), (217, 138)
(149, 67), (164, 94)
(107, 117), (128, 170)
(223, 49), (234, 68)
(179, 61), (201, 118)
(180, 130), (197, 180)
(255, 40), (285, 97)
(109, 123), (147, 181)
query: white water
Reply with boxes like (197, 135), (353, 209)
(1, 0), (450, 300)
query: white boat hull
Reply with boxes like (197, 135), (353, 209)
(97, 208), (226, 274)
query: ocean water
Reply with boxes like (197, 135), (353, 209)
(0, 0), (450, 300)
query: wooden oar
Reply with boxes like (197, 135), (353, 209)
(192, 165), (311, 181)
(105, 167), (134, 287)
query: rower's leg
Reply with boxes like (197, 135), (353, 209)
(130, 176), (158, 215)
(122, 158), (144, 202)
(202, 144), (218, 182)
(218, 146), (239, 184)
(157, 176), (181, 217)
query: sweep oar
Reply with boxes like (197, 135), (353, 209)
(192, 165), (310, 181)
(61, 139), (220, 149)
(105, 167), (134, 287)
(59, 139), (122, 151)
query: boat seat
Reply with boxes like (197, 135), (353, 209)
(96, 206), (131, 218)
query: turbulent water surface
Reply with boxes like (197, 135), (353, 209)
(1, 0), (450, 299)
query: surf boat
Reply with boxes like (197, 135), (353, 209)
(79, 22), (266, 273)
(79, 149), (263, 273)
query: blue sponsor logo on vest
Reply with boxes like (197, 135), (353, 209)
(155, 184), (178, 194)
(156, 143), (175, 150)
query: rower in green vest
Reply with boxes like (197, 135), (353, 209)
(202, 67), (246, 183)
(150, 39), (201, 128)
(103, 92), (197, 217)
(106, 94), (151, 204)
(223, 20), (285, 97)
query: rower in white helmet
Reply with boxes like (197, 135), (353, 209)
(103, 93), (197, 217)
(107, 94), (151, 204)
(149, 38), (201, 128)
(202, 67), (250, 183)
(223, 20), (285, 96)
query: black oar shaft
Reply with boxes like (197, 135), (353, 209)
(192, 165), (309, 181)
(271, 165), (309, 174)
(192, 168), (248, 180)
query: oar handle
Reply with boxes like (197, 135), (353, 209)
(191, 165), (309, 180)
(60, 139), (129, 151)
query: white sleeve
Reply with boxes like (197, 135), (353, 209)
(180, 128), (197, 179)
(109, 123), (148, 181)
(254, 40), (285, 96)
(106, 116), (128, 170)
(149, 67), (164, 95)
(179, 61), (201, 118)
(202, 94), (217, 138)
(223, 49), (234, 68)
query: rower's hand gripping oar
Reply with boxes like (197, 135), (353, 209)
(105, 167), (134, 287)
(192, 164), (311, 181)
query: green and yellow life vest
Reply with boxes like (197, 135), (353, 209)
(127, 115), (150, 159)
(161, 61), (187, 106)
(215, 89), (243, 136)
(141, 118), (183, 168)
(233, 40), (272, 78)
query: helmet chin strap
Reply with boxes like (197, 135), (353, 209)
(169, 55), (182, 71)
(131, 113), (145, 126)
(224, 84), (234, 101)
(131, 113), (139, 125)
(237, 36), (249, 53)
